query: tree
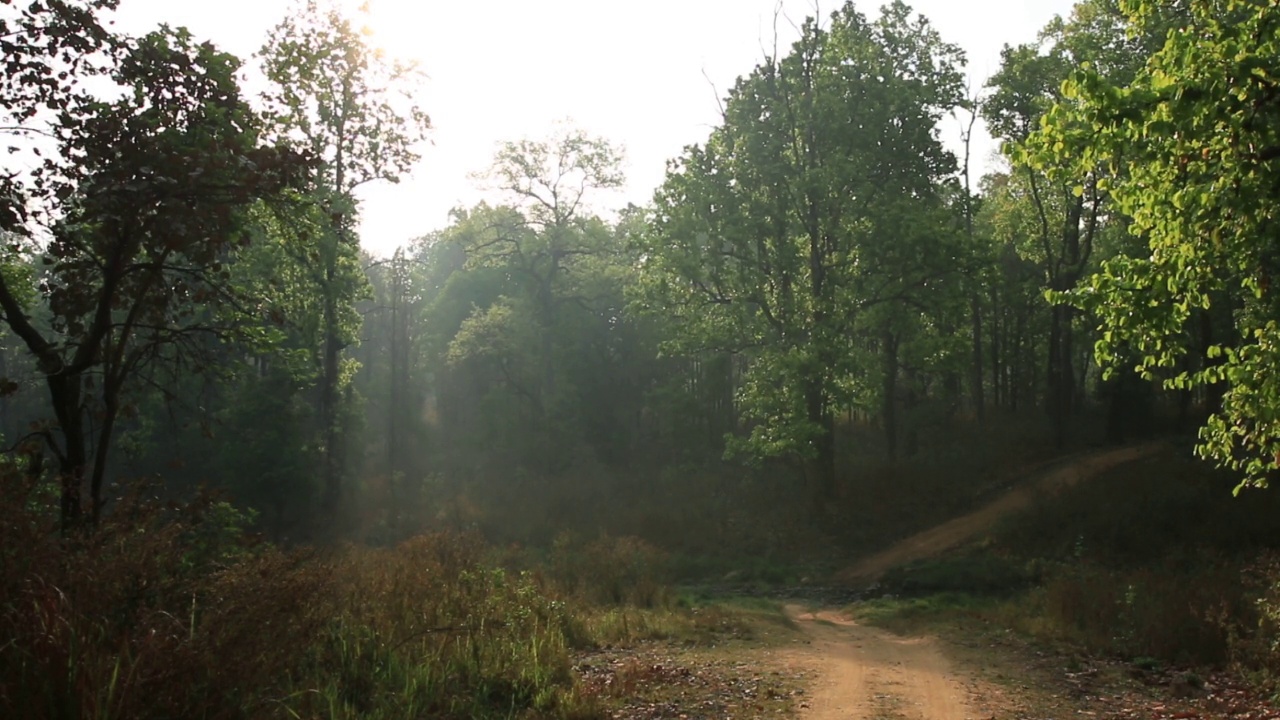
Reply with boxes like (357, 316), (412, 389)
(1035, 0), (1280, 486)
(260, 0), (429, 514)
(981, 0), (1177, 445)
(0, 16), (308, 527)
(984, 26), (1096, 447)
(478, 127), (625, 410)
(638, 1), (965, 506)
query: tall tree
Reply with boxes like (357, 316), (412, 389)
(480, 126), (624, 413)
(983, 0), (1189, 445)
(984, 35), (1094, 447)
(0, 17), (308, 527)
(260, 0), (429, 514)
(1036, 0), (1280, 486)
(638, 1), (965, 507)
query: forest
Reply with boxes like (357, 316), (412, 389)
(5, 0), (1280, 718)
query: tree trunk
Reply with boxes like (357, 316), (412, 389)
(803, 379), (836, 511)
(1047, 303), (1074, 448)
(971, 295), (985, 422)
(882, 330), (900, 462)
(990, 288), (1003, 410)
(320, 289), (342, 514)
(904, 367), (920, 458)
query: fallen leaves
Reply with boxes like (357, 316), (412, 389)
(576, 643), (807, 719)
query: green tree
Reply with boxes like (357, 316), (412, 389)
(1036, 0), (1280, 485)
(984, 24), (1096, 446)
(638, 1), (965, 505)
(0, 18), (308, 526)
(981, 0), (1177, 445)
(259, 0), (429, 514)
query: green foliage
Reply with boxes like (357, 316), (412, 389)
(637, 1), (967, 493)
(257, 0), (430, 515)
(1034, 0), (1280, 487)
(0, 5), (311, 524)
(260, 0), (429, 193)
(877, 554), (1035, 598)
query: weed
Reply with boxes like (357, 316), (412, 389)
(1001, 561), (1245, 666)
(548, 532), (672, 608)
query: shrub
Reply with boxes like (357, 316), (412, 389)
(310, 534), (591, 719)
(1008, 560), (1246, 666)
(0, 477), (332, 719)
(548, 532), (672, 609)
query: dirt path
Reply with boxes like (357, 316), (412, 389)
(836, 441), (1164, 586)
(781, 604), (979, 719)
(770, 443), (1166, 719)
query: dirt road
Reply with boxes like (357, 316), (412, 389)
(782, 604), (978, 720)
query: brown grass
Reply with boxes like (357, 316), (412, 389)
(0, 471), (603, 719)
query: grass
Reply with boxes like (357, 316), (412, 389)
(847, 592), (995, 635)
(875, 553), (1036, 598)
(0, 468), (804, 720)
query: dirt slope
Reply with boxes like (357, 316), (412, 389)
(781, 604), (981, 719)
(836, 442), (1164, 586)
(765, 442), (1271, 720)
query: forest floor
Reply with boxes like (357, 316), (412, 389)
(587, 597), (1279, 719)
(779, 601), (1280, 720)
(589, 443), (1280, 719)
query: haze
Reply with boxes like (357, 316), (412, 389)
(109, 0), (1074, 256)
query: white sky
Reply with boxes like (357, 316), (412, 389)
(111, 0), (1076, 256)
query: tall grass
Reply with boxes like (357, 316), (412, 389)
(0, 472), (603, 719)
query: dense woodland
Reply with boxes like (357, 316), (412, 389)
(5, 0), (1280, 717)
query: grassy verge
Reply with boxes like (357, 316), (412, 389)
(847, 592), (995, 635)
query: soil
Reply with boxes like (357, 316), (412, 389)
(779, 604), (980, 719)
(777, 442), (1279, 720)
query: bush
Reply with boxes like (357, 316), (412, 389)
(1007, 560), (1247, 666)
(548, 532), (672, 609)
(1224, 554), (1280, 691)
(0, 477), (332, 719)
(312, 534), (592, 719)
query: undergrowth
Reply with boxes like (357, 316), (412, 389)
(854, 448), (1280, 687)
(0, 468), (782, 719)
(0, 471), (606, 719)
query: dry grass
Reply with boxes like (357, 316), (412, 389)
(0, 471), (604, 719)
(0, 463), (789, 719)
